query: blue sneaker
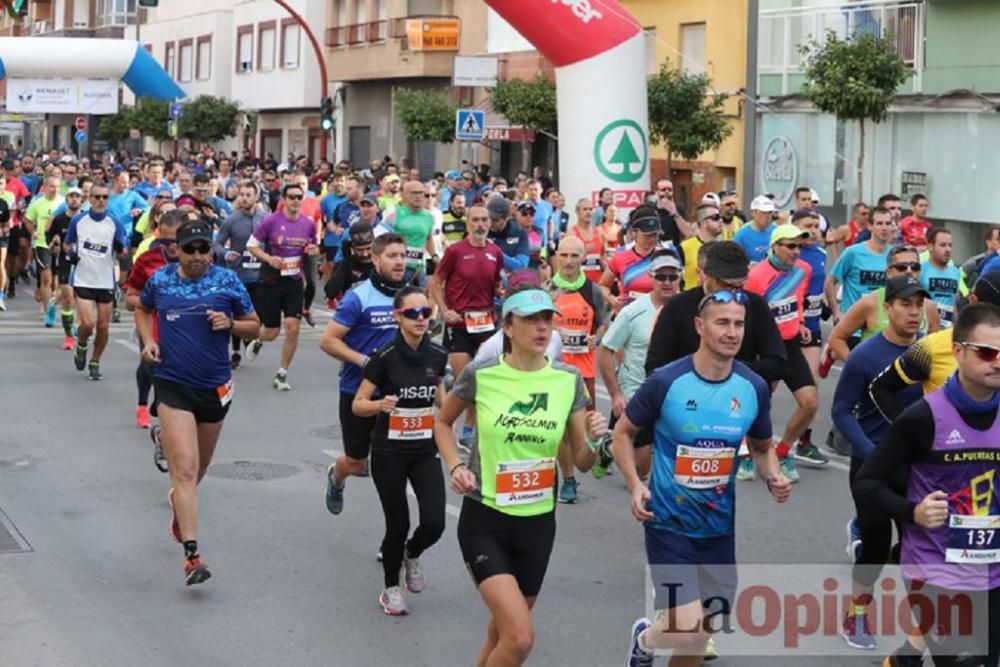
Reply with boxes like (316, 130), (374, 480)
(0, 294), (6, 311)
(842, 611), (877, 650)
(558, 477), (578, 504)
(780, 456), (800, 483)
(44, 299), (57, 328)
(625, 617), (654, 667)
(325, 463), (344, 515)
(846, 518), (863, 561)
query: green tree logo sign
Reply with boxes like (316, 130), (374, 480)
(593, 119), (647, 183)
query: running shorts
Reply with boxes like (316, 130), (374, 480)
(645, 526), (737, 611)
(73, 286), (114, 303)
(33, 247), (52, 274)
(153, 378), (231, 424)
(323, 246), (338, 264)
(257, 278), (303, 328)
(609, 412), (653, 449)
(457, 496), (556, 598)
(339, 391), (376, 460)
(443, 325), (495, 356)
(782, 336), (816, 392)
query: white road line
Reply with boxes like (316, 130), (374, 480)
(115, 338), (140, 354)
(321, 448), (461, 518)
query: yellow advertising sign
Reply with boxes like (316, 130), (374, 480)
(405, 18), (460, 51)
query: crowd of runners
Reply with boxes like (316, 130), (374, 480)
(2, 147), (999, 667)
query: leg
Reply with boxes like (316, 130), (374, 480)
(404, 454), (446, 558)
(195, 420), (224, 482)
(37, 268), (52, 308)
(279, 316), (300, 369)
(160, 403), (202, 541)
(557, 435), (574, 480)
(477, 577), (537, 667)
(783, 385), (819, 445)
(332, 393), (374, 485)
(302, 255), (316, 313)
(76, 297), (96, 346)
(370, 452), (411, 588)
(802, 343), (821, 383)
(642, 599), (712, 667)
(136, 361), (153, 406)
(0, 245), (7, 297)
(92, 301), (113, 362)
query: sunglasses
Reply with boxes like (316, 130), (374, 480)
(156, 194), (173, 200)
(703, 214), (722, 221)
(698, 289), (748, 313)
(890, 262), (921, 273)
(778, 242), (802, 250)
(960, 342), (1000, 363)
(286, 194), (304, 201)
(395, 306), (432, 320)
(157, 238), (177, 246)
(91, 194), (109, 200)
(652, 272), (680, 282)
(181, 243), (212, 255)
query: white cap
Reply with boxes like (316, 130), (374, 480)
(58, 155), (76, 164)
(701, 192), (721, 207)
(809, 188), (820, 204)
(751, 195), (776, 213)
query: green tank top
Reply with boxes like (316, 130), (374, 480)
(393, 206), (434, 270)
(860, 287), (928, 340)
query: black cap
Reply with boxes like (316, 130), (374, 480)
(1, 158), (14, 170)
(885, 275), (930, 302)
(973, 271), (1000, 306)
(791, 208), (818, 223)
(349, 221), (374, 245)
(176, 220), (213, 246)
(360, 194), (379, 206)
(515, 200), (536, 215)
(631, 214), (661, 235)
(487, 196), (510, 220)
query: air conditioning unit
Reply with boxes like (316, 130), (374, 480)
(240, 61), (252, 73)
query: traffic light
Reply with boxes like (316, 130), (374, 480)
(320, 96), (335, 132)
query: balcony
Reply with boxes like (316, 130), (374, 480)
(758, 0), (924, 97)
(324, 15), (461, 82)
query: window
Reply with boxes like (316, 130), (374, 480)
(643, 27), (657, 77)
(354, 0), (367, 25)
(95, 0), (136, 27)
(196, 35), (212, 80)
(178, 39), (193, 83)
(258, 21), (276, 72)
(236, 25), (253, 73)
(164, 41), (175, 79)
(376, 0), (386, 21)
(680, 22), (706, 76)
(281, 21), (300, 68)
(336, 0), (347, 27)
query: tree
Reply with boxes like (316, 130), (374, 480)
(646, 60), (733, 172)
(800, 31), (911, 201)
(490, 73), (557, 169)
(96, 107), (134, 144)
(393, 87), (457, 144)
(178, 95), (240, 147)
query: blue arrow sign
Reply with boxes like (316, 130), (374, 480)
(169, 103), (183, 119)
(455, 109), (485, 141)
(74, 130), (87, 143)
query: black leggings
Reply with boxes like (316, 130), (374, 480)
(302, 255), (316, 312)
(850, 456), (901, 588)
(136, 360), (153, 406)
(371, 450), (446, 588)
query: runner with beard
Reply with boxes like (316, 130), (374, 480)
(325, 222), (375, 304)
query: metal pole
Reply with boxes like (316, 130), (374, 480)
(743, 0), (760, 208)
(272, 0), (329, 160)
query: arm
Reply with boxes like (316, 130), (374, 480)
(319, 320), (369, 367)
(926, 300), (941, 333)
(831, 356), (876, 458)
(352, 378), (397, 418)
(828, 296), (871, 362)
(246, 233), (281, 270)
(597, 266), (622, 310)
(563, 409), (600, 473)
(433, 392), (478, 494)
(644, 300), (680, 377)
(598, 344), (627, 418)
(869, 338), (930, 422)
(824, 273), (842, 322)
(125, 285), (142, 312)
(229, 312), (260, 339)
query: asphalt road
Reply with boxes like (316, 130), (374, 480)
(0, 293), (916, 666)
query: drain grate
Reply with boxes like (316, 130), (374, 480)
(0, 508), (32, 554)
(206, 460), (301, 481)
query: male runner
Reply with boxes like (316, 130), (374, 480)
(440, 192), (466, 249)
(733, 196), (777, 264)
(65, 184), (127, 381)
(245, 182), (319, 390)
(321, 233), (406, 515)
(382, 180), (435, 285)
(856, 303), (1000, 667)
(825, 206), (896, 323)
(24, 175), (63, 327)
(48, 187), (84, 348)
(325, 222), (375, 304)
(618, 288), (791, 667)
(568, 198), (605, 284)
(920, 227), (960, 327)
(832, 275), (928, 650)
(898, 194), (931, 249)
(319, 172), (348, 282)
(136, 219), (260, 585)
(679, 203), (724, 291)
(486, 196), (529, 272)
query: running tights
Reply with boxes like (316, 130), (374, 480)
(136, 361), (153, 406)
(303, 255), (316, 312)
(371, 451), (446, 588)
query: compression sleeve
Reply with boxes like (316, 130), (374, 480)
(868, 361), (914, 423)
(831, 353), (876, 458)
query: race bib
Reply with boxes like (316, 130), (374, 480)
(279, 255), (301, 276)
(946, 514), (1000, 564)
(495, 458), (556, 507)
(464, 310), (494, 334)
(387, 406), (434, 441)
(242, 250), (261, 270)
(405, 247), (424, 263)
(770, 295), (798, 325)
(583, 254), (602, 271)
(938, 302), (955, 325)
(674, 445), (736, 489)
(81, 239), (109, 257)
(559, 329), (588, 355)
(804, 294), (823, 319)
(216, 380), (235, 407)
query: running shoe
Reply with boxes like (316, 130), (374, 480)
(846, 518), (863, 562)
(167, 488), (182, 543)
(325, 463), (345, 514)
(376, 547), (383, 562)
(74, 343), (87, 371)
(303, 310), (315, 328)
(558, 477), (579, 504)
(794, 441), (829, 466)
(379, 586), (408, 616)
(704, 636), (719, 661)
(779, 456), (799, 483)
(246, 339), (262, 361)
(591, 434), (615, 479)
(625, 617), (654, 667)
(184, 555), (211, 586)
(818, 342), (835, 378)
(841, 611), (877, 650)
(44, 298), (57, 327)
(151, 424), (168, 473)
(0, 295), (5, 311)
(62, 335), (74, 350)
(6, 283), (14, 298)
(135, 405), (151, 429)
(736, 457), (755, 481)
(273, 371), (291, 391)
(403, 553), (425, 593)
(88, 360), (102, 381)
(111, 308), (121, 324)
(230, 352), (241, 370)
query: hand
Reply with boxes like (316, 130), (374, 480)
(267, 256), (283, 270)
(630, 484), (653, 521)
(661, 198), (677, 216)
(380, 395), (399, 414)
(206, 309), (232, 331)
(587, 335), (597, 351)
(306, 243), (320, 257)
(586, 411), (608, 441)
(225, 251), (240, 263)
(611, 392), (627, 419)
(443, 309), (462, 326)
(129, 208), (143, 218)
(141, 341), (161, 364)
(832, 314), (841, 326)
(450, 465), (477, 494)
(914, 490), (949, 529)
(800, 326), (812, 345)
(606, 293), (623, 311)
(767, 474), (792, 503)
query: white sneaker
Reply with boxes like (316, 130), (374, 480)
(273, 372), (291, 391)
(403, 554), (425, 593)
(246, 339), (262, 361)
(379, 586), (408, 616)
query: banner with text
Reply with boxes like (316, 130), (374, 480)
(6, 78), (118, 115)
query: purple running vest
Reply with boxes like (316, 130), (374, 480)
(902, 389), (1000, 591)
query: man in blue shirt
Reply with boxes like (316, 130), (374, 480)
(614, 289), (791, 666)
(320, 173), (348, 273)
(920, 227), (961, 326)
(733, 195), (777, 264)
(825, 206), (895, 323)
(136, 219), (260, 587)
(485, 196), (529, 272)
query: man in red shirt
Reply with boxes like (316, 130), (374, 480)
(899, 193), (931, 248)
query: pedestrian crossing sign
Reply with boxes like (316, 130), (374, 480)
(455, 109), (485, 141)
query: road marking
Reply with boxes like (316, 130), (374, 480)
(115, 338), (140, 354)
(322, 448), (461, 518)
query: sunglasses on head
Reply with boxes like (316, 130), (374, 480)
(960, 342), (1000, 363)
(890, 262), (921, 272)
(698, 289), (748, 313)
(652, 272), (680, 282)
(395, 306), (432, 320)
(181, 242), (212, 255)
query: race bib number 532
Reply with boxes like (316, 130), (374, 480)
(495, 458), (556, 506)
